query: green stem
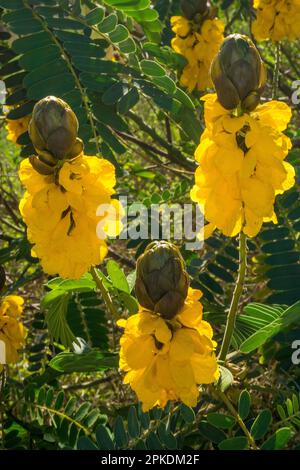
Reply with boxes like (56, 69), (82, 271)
(0, 367), (6, 448)
(215, 389), (259, 450)
(272, 42), (281, 100)
(90, 266), (118, 320)
(219, 232), (247, 362)
(90, 266), (118, 347)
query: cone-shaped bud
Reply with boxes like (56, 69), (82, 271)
(28, 96), (79, 159)
(29, 155), (56, 176)
(135, 241), (189, 320)
(0, 266), (5, 293)
(211, 34), (266, 111)
(181, 0), (208, 20)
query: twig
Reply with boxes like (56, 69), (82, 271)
(219, 232), (247, 362)
(215, 389), (259, 450)
(62, 375), (117, 391)
(272, 42), (281, 100)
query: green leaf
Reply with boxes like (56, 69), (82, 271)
(65, 398), (77, 416)
(96, 425), (115, 450)
(180, 404), (195, 424)
(207, 413), (236, 429)
(74, 403), (90, 421)
(114, 416), (128, 448)
(239, 301), (300, 353)
(198, 421), (227, 444)
(119, 292), (139, 314)
(250, 409), (272, 440)
(119, 37), (136, 54)
(218, 366), (234, 392)
(261, 428), (291, 450)
(42, 290), (75, 347)
(140, 59), (166, 77)
(218, 437), (248, 450)
(12, 32), (52, 53)
(152, 76), (176, 94)
(157, 423), (177, 450)
(7, 19), (43, 35)
(54, 391), (65, 410)
(238, 390), (251, 420)
(49, 350), (118, 373)
(102, 82), (129, 105)
(64, 41), (106, 59)
(27, 73), (76, 101)
(84, 410), (101, 428)
(0, 0), (24, 8)
(125, 271), (136, 293)
(128, 406), (140, 439)
(128, 8), (159, 22)
(77, 436), (98, 450)
(146, 432), (162, 450)
(98, 13), (118, 33)
(24, 58), (69, 87)
(46, 18), (84, 31)
(19, 45), (61, 70)
(47, 275), (96, 292)
(106, 260), (130, 293)
(174, 87), (195, 109)
(117, 87), (139, 114)
(85, 7), (105, 25)
(109, 24), (129, 43)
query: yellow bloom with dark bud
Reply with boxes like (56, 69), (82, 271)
(118, 288), (219, 411)
(191, 94), (295, 238)
(211, 34), (266, 112)
(19, 155), (122, 279)
(6, 116), (31, 144)
(0, 295), (26, 364)
(29, 96), (83, 161)
(135, 241), (189, 320)
(252, 0), (300, 42)
(171, 4), (224, 93)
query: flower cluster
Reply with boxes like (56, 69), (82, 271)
(252, 0), (300, 42)
(171, 15), (224, 92)
(118, 288), (219, 411)
(0, 295), (26, 365)
(6, 116), (31, 144)
(19, 154), (122, 279)
(191, 94), (295, 238)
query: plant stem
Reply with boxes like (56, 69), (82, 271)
(90, 266), (118, 320)
(272, 42), (281, 100)
(90, 266), (118, 348)
(216, 389), (259, 450)
(0, 368), (6, 448)
(219, 232), (247, 362)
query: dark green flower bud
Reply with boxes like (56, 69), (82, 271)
(0, 266), (5, 293)
(135, 241), (189, 320)
(211, 34), (266, 111)
(29, 96), (81, 160)
(181, 0), (208, 20)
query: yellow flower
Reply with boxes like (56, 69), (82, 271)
(171, 16), (224, 92)
(118, 288), (219, 412)
(0, 295), (26, 364)
(252, 0), (300, 42)
(19, 155), (122, 279)
(6, 116), (31, 144)
(191, 94), (294, 238)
